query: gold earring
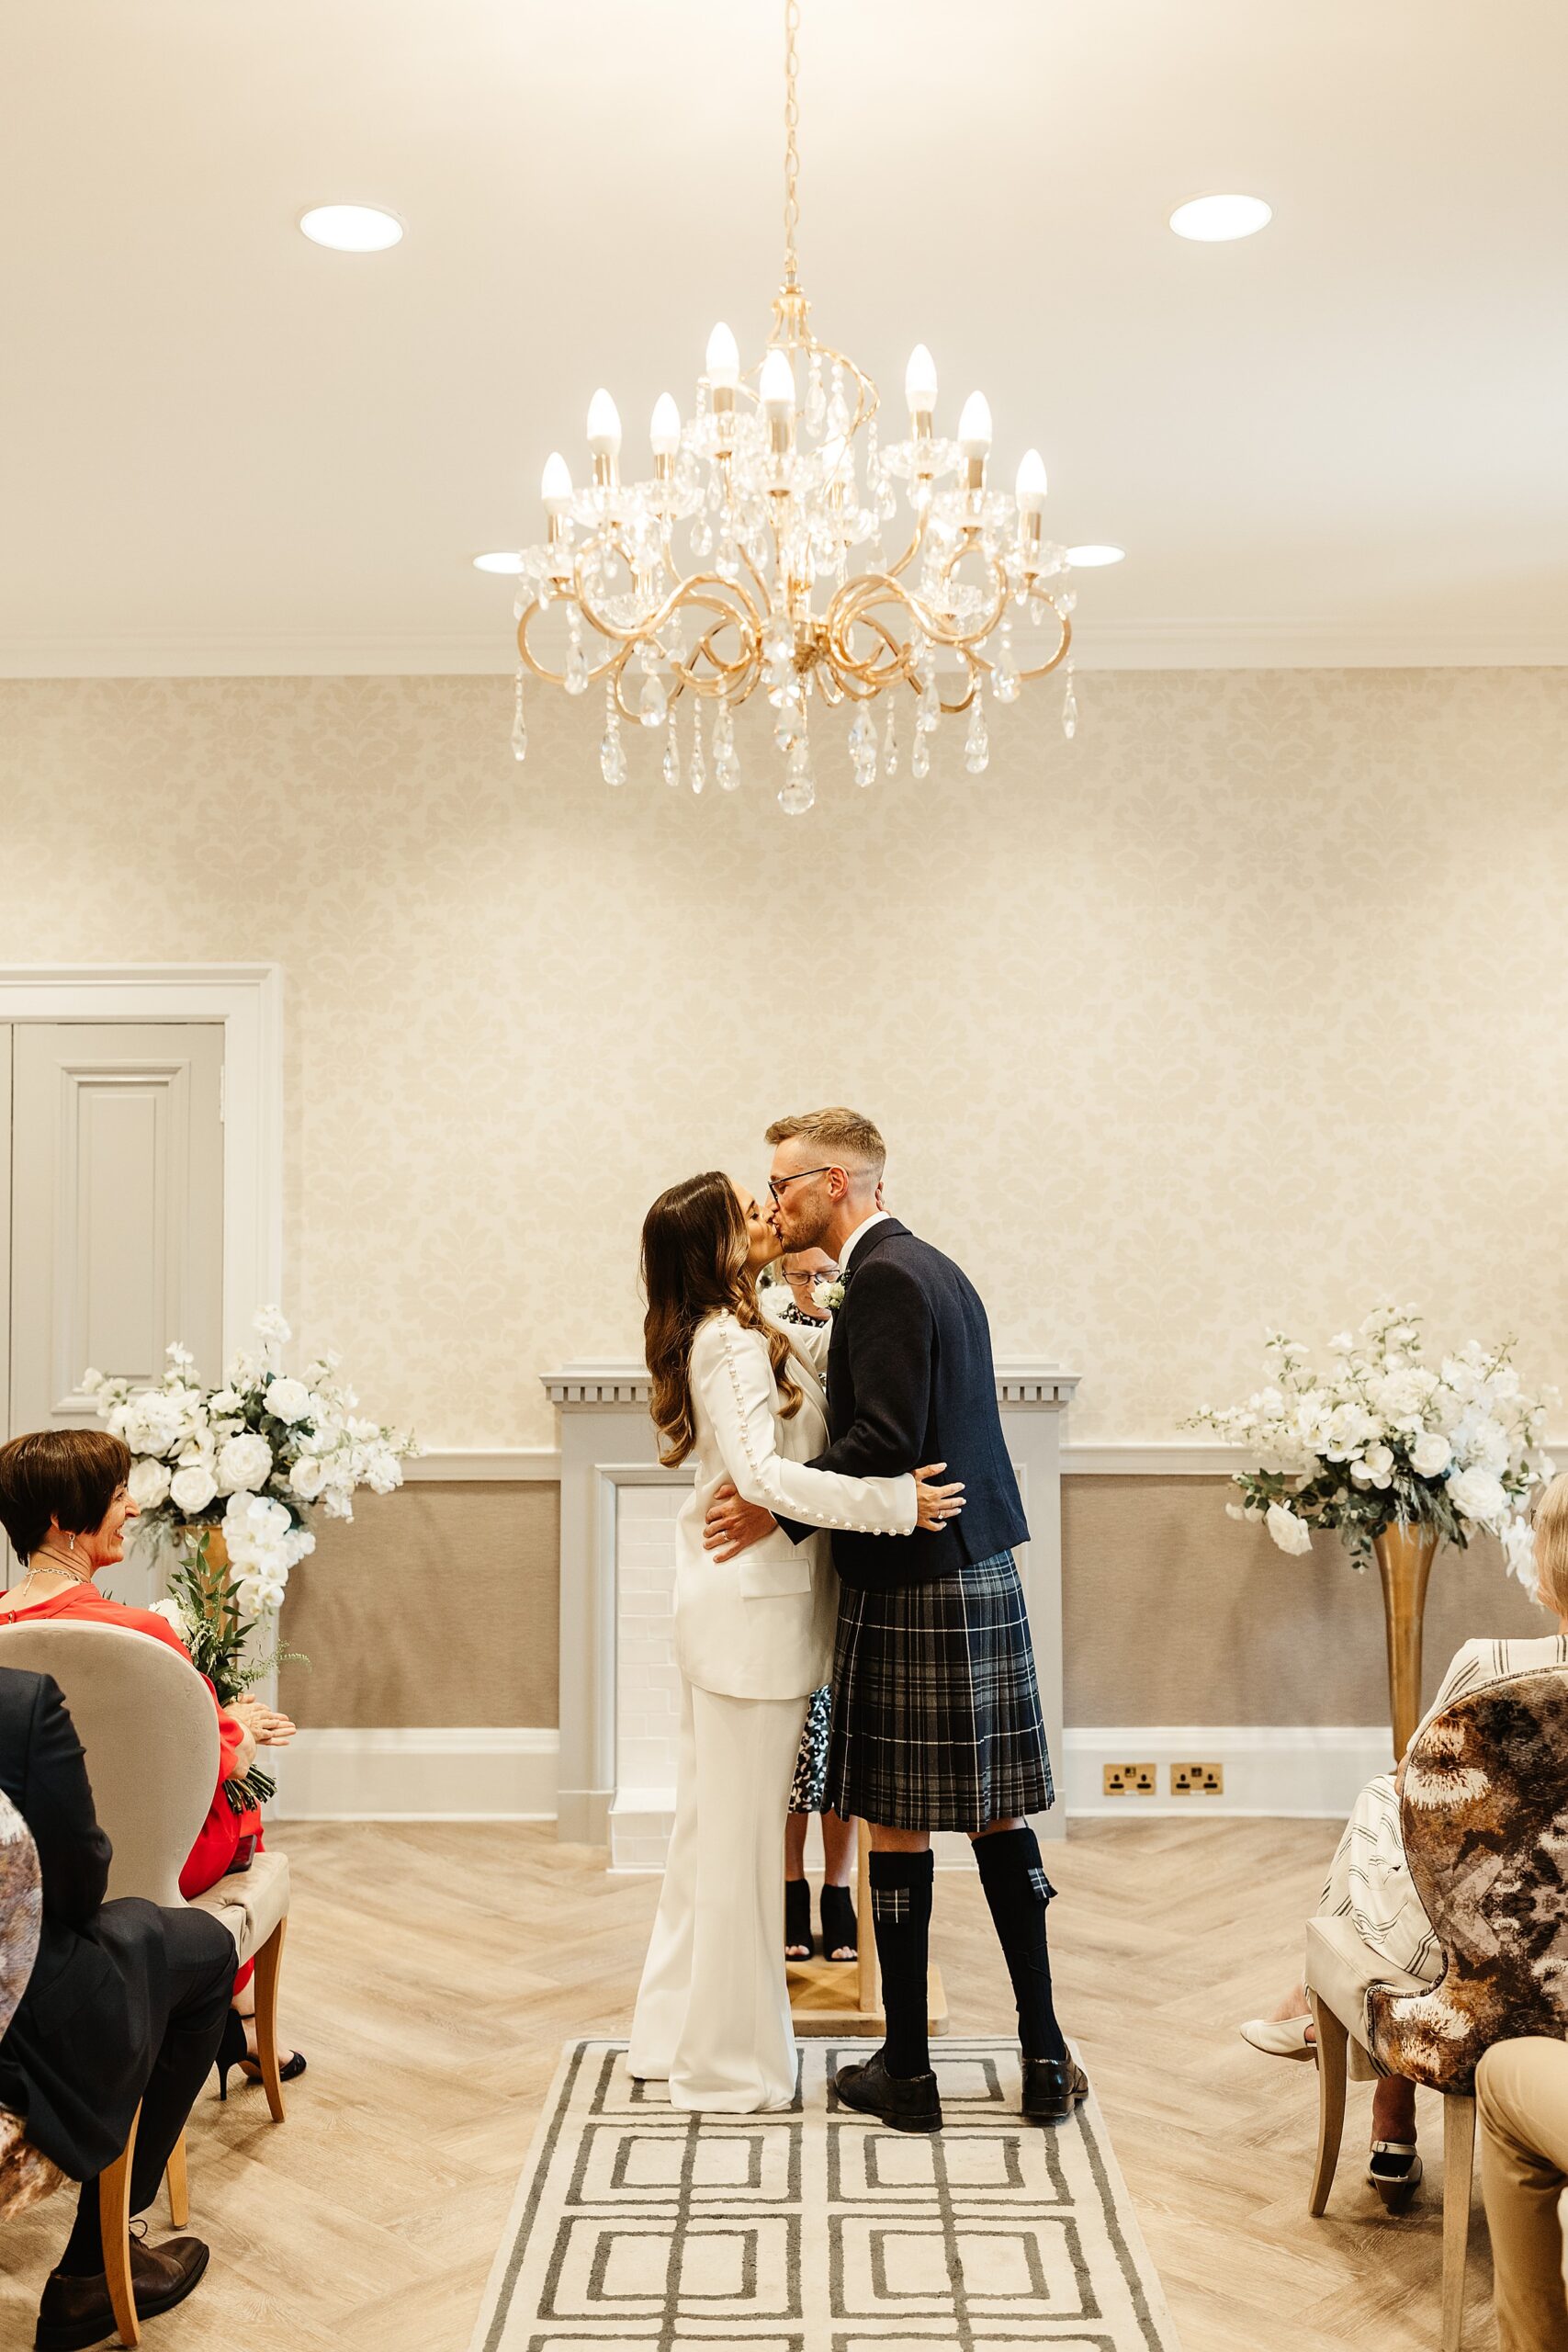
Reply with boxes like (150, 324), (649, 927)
(67, 1532), (76, 1552)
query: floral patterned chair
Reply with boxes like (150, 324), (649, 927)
(1305, 1667), (1568, 2352)
(0, 1789), (65, 2219)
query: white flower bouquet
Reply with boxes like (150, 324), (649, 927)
(85, 1305), (416, 1640)
(1188, 1306), (1555, 1577)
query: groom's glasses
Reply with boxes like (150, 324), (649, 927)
(768, 1167), (833, 1201)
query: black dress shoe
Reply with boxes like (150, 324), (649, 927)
(832, 2050), (942, 2133)
(1021, 2055), (1089, 2123)
(37, 2235), (210, 2351)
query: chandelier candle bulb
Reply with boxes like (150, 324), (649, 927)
(586, 389), (622, 485)
(904, 342), (938, 431)
(649, 391), (682, 482)
(1015, 447), (1048, 514)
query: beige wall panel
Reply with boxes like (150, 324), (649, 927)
(278, 1483), (560, 1729)
(1061, 1476), (1547, 1725)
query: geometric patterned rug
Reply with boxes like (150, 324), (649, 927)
(468, 2040), (1181, 2352)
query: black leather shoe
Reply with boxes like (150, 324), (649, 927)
(36, 2235), (210, 2351)
(1021, 2055), (1089, 2124)
(832, 2050), (942, 2133)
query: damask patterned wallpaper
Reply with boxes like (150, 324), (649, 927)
(1, 669), (1563, 1451)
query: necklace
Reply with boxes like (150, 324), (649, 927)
(6, 1549), (96, 1610)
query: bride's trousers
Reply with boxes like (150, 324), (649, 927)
(628, 1674), (808, 2112)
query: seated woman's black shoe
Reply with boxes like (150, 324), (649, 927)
(819, 1882), (857, 1962)
(214, 2007), (249, 2102)
(832, 2050), (942, 2133)
(239, 2047), (308, 2088)
(1021, 2055), (1089, 2123)
(784, 1877), (812, 1961)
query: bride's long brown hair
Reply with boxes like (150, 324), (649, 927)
(642, 1170), (802, 1466)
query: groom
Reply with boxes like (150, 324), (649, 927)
(704, 1106), (1083, 2132)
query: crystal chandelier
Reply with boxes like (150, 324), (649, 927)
(508, 0), (1079, 812)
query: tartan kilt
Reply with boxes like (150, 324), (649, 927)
(826, 1550), (1054, 1833)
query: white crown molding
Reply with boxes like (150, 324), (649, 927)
(6, 624), (1568, 679)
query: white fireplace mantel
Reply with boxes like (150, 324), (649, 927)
(544, 1360), (1080, 1853)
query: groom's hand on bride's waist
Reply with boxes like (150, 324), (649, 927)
(704, 1482), (777, 1560)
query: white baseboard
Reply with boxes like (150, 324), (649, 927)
(268, 1726), (558, 1820)
(265, 1723), (1389, 1830)
(1063, 1724), (1393, 1818)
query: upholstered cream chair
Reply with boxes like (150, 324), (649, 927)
(0, 1786), (156, 2344)
(1305, 1666), (1568, 2352)
(0, 1623), (293, 2121)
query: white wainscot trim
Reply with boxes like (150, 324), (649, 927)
(405, 1448), (563, 1481)
(1063, 1725), (1393, 1819)
(269, 1727), (558, 1821)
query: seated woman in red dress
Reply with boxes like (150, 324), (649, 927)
(0, 1426), (304, 2091)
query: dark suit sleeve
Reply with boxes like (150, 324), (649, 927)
(23, 1675), (112, 1929)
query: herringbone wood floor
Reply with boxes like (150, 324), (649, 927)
(0, 1817), (1497, 2351)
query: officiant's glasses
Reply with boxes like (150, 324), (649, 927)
(768, 1167), (834, 1201)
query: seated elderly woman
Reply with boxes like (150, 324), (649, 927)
(0, 1428), (305, 2094)
(1240, 1472), (1568, 2208)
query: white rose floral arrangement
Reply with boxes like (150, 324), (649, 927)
(83, 1306), (415, 1729)
(1188, 1306), (1554, 1577)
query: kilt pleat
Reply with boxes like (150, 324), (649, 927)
(826, 1550), (1054, 1833)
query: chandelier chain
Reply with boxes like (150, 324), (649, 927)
(782, 0), (801, 286)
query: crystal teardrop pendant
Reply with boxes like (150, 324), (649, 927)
(881, 704), (898, 777)
(773, 694), (804, 755)
(661, 711), (681, 787)
(911, 729), (931, 780)
(689, 709), (707, 795)
(778, 744), (815, 816)
(511, 669), (527, 763)
(599, 682), (626, 786)
(991, 620), (1021, 704)
(639, 669), (669, 729)
(1062, 676), (1078, 740)
(919, 679), (941, 736)
(564, 643), (589, 696)
(964, 700), (989, 774)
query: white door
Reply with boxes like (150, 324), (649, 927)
(5, 1023), (226, 1436)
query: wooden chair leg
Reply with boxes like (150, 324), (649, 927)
(164, 2128), (188, 2229)
(250, 1917), (288, 2122)
(1440, 2093), (1477, 2352)
(98, 2102), (141, 2348)
(1307, 1993), (1348, 2217)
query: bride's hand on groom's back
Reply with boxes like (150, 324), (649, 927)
(704, 1481), (778, 1560)
(914, 1464), (965, 1532)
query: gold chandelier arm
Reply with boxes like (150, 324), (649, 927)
(516, 598), (616, 690)
(1010, 604), (1073, 681)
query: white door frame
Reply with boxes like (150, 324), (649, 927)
(0, 965), (284, 1360)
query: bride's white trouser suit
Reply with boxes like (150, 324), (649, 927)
(628, 1307), (916, 2112)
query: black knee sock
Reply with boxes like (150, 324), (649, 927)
(973, 1825), (1067, 2063)
(56, 2181), (107, 2277)
(868, 1849), (934, 2078)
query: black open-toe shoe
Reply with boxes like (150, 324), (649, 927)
(820, 1882), (857, 1962)
(784, 1877), (813, 1961)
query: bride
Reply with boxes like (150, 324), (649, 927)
(627, 1169), (964, 2112)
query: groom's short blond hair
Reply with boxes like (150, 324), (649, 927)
(765, 1107), (886, 1176)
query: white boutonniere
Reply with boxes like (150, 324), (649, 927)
(812, 1278), (846, 1316)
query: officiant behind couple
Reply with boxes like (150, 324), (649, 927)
(628, 1107), (1080, 2135)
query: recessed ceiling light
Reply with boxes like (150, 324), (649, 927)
(472, 551), (524, 574)
(299, 204), (403, 254)
(1168, 193), (1272, 243)
(1066, 544), (1125, 568)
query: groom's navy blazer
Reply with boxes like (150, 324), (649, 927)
(779, 1216), (1029, 1591)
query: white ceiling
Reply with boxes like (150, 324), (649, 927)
(4, 0), (1566, 674)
